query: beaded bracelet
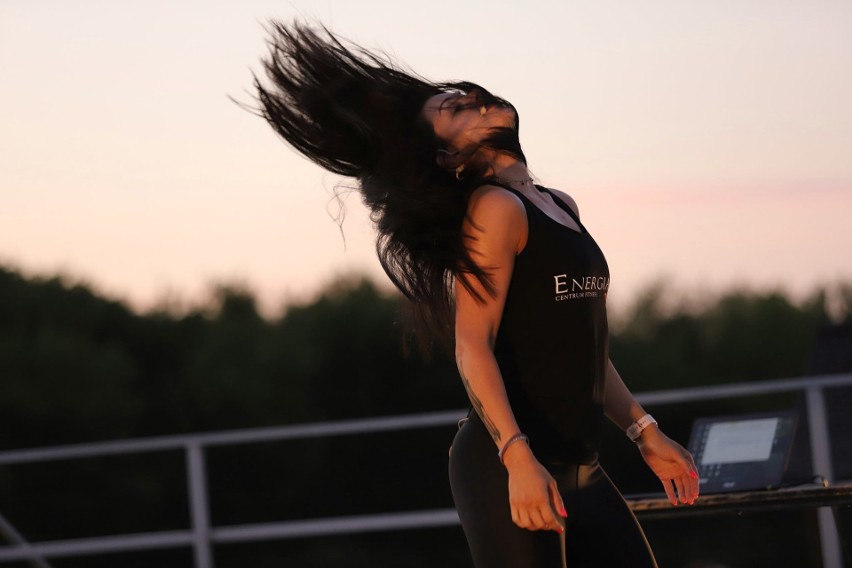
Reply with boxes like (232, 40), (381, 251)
(498, 433), (530, 464)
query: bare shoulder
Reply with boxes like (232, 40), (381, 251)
(466, 184), (527, 228)
(545, 187), (581, 218)
(464, 184), (527, 254)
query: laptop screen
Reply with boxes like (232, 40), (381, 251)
(687, 411), (798, 493)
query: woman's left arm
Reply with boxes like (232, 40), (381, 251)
(604, 359), (701, 506)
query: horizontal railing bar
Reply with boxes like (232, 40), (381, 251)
(0, 438), (188, 466)
(200, 409), (464, 446)
(0, 510), (461, 562)
(0, 530), (193, 562)
(635, 373), (852, 405)
(213, 508), (461, 542)
(1, 373), (849, 466)
(0, 410), (466, 465)
(5, 480), (852, 562)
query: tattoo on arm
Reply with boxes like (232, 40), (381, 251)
(459, 366), (501, 444)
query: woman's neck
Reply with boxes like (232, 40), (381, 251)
(488, 155), (533, 187)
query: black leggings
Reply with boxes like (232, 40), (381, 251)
(448, 413), (658, 568)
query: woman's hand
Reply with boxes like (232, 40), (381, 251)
(503, 443), (567, 533)
(636, 425), (700, 506)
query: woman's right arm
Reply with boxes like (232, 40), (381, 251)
(454, 186), (567, 534)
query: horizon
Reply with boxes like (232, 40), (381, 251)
(3, 261), (847, 327)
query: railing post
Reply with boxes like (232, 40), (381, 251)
(186, 442), (213, 568)
(806, 385), (842, 568)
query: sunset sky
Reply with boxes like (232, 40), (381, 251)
(2, 0), (851, 319)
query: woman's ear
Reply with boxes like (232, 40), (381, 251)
(436, 147), (462, 170)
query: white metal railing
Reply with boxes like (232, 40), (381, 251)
(0, 373), (849, 568)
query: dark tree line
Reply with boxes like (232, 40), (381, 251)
(0, 267), (462, 450)
(2, 265), (843, 450)
(0, 264), (848, 567)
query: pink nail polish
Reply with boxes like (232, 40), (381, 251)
(689, 470), (699, 480)
(559, 507), (568, 517)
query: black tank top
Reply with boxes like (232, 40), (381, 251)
(492, 183), (610, 465)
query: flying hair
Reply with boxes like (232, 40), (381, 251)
(250, 21), (527, 354)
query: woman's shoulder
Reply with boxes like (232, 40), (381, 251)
(464, 184), (528, 251)
(467, 184), (526, 220)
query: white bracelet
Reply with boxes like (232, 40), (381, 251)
(626, 414), (657, 442)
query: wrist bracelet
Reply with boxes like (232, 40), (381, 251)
(498, 433), (530, 464)
(626, 414), (657, 442)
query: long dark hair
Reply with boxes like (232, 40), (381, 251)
(252, 22), (526, 353)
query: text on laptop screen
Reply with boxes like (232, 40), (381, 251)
(700, 418), (779, 465)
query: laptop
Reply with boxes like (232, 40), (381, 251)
(687, 410), (798, 493)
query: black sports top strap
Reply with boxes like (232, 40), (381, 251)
(537, 186), (584, 229)
(485, 180), (586, 233)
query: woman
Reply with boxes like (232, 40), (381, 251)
(253, 22), (700, 568)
